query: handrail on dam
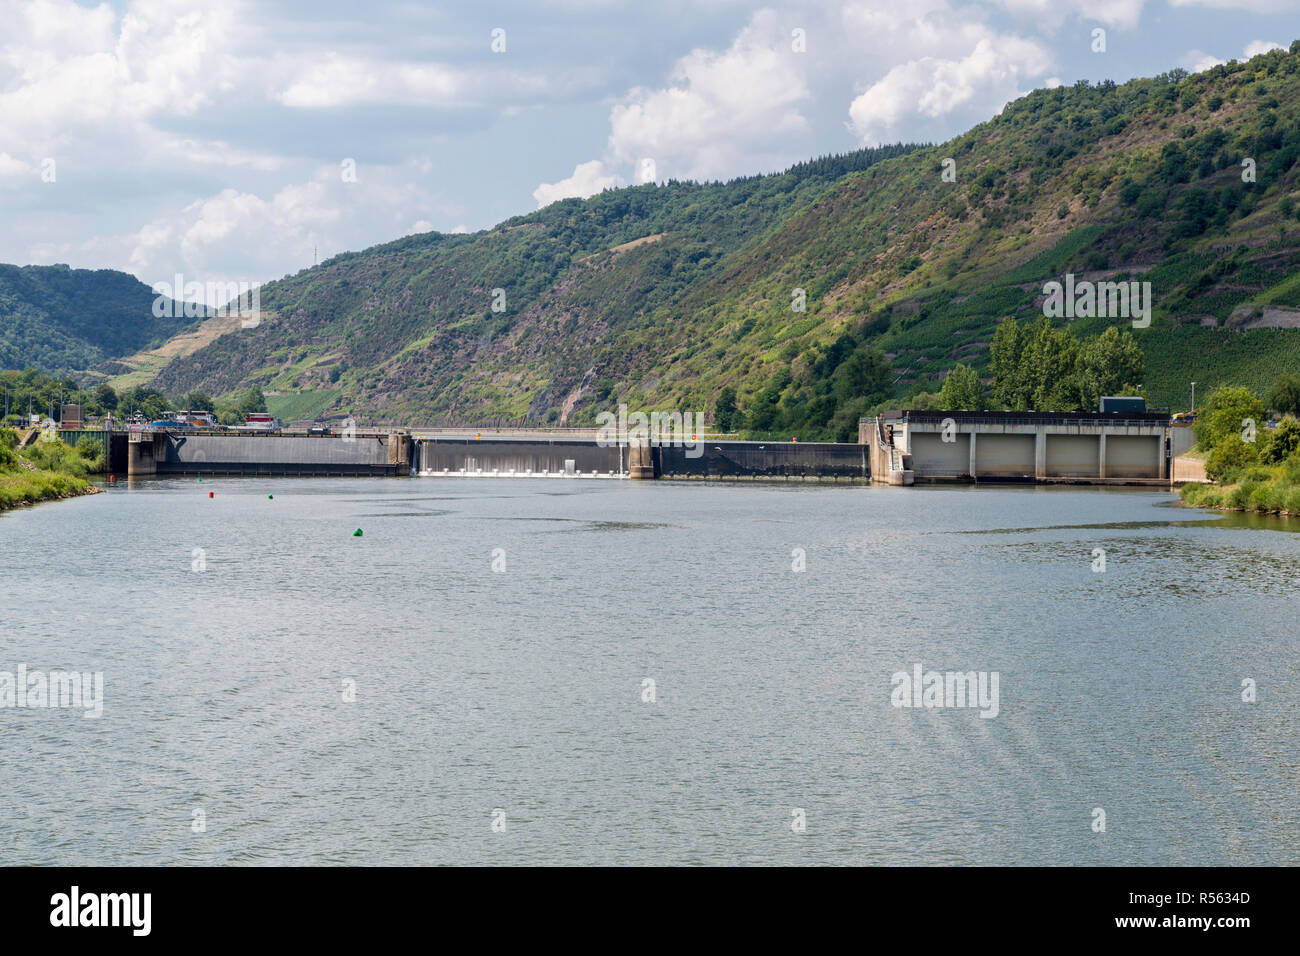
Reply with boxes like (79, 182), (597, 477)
(867, 410), (1172, 428)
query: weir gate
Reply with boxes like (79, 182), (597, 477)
(412, 436), (868, 480)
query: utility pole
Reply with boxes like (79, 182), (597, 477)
(1190, 381), (1196, 414)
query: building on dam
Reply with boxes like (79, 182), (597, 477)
(862, 409), (1185, 485)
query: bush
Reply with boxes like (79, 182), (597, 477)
(1205, 433), (1258, 481)
(1228, 482), (1257, 510)
(1260, 415), (1300, 463)
(1250, 484), (1286, 513)
(1196, 386), (1266, 450)
(74, 436), (105, 473)
(20, 440), (89, 479)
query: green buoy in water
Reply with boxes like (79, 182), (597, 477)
(353, 528), (363, 537)
(268, 494), (273, 499)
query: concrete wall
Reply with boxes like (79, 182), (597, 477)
(1170, 423), (1196, 458)
(160, 433), (398, 475)
(417, 438), (623, 476)
(657, 441), (867, 479)
(908, 432), (971, 476)
(1172, 455), (1209, 483)
(1045, 435), (1100, 478)
(1106, 435), (1161, 478)
(974, 434), (1036, 479)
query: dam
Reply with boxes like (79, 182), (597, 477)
(76, 412), (1178, 485)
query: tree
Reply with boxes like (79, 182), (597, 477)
(183, 390), (215, 412)
(1019, 317), (1080, 410)
(1195, 386), (1266, 450)
(1205, 434), (1257, 481)
(1074, 326), (1146, 411)
(939, 363), (984, 409)
(94, 383), (118, 412)
(831, 346), (890, 405)
(713, 386), (739, 432)
(116, 386), (171, 421)
(1267, 373), (1300, 416)
(236, 387), (267, 417)
(989, 317), (1024, 409)
(1261, 416), (1300, 464)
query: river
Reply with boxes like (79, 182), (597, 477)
(2, 477), (1297, 864)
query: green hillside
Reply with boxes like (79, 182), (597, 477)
(0, 264), (191, 373)
(31, 44), (1300, 436)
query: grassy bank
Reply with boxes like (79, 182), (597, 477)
(0, 428), (101, 512)
(1181, 460), (1300, 514)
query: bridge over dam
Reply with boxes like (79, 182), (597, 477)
(106, 414), (1183, 485)
(862, 410), (1183, 485)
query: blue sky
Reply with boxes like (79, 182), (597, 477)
(0, 0), (1297, 302)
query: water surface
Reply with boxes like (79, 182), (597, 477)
(2, 478), (1297, 865)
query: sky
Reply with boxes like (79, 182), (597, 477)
(0, 0), (1297, 303)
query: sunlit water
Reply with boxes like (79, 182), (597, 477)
(2, 477), (1297, 865)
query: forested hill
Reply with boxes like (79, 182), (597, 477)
(0, 264), (189, 373)
(26, 43), (1300, 436)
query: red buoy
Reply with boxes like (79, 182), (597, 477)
(208, 491), (214, 498)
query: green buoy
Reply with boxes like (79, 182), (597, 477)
(353, 528), (363, 537)
(268, 494), (273, 499)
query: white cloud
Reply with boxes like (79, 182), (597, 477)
(603, 9), (811, 182)
(848, 34), (1051, 145)
(533, 160), (623, 207)
(0, 153), (34, 181)
(276, 55), (463, 109)
(1169, 0), (1299, 9)
(1184, 38), (1285, 73)
(1243, 39), (1285, 57)
(1183, 49), (1227, 72)
(986, 0), (1146, 30)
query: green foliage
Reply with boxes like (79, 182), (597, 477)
(94, 383), (118, 411)
(22, 438), (91, 478)
(1195, 385), (1267, 449)
(1267, 372), (1300, 414)
(115, 385), (172, 421)
(0, 263), (195, 373)
(713, 386), (739, 432)
(182, 390), (215, 412)
(1261, 415), (1300, 463)
(1074, 326), (1146, 411)
(939, 363), (984, 409)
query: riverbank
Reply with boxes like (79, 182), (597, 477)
(1179, 460), (1300, 515)
(0, 429), (102, 512)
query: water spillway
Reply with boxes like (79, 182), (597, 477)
(415, 437), (625, 477)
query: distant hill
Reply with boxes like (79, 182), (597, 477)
(0, 264), (190, 374)
(25, 44), (1300, 436)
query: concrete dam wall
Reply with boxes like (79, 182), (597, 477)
(416, 438), (624, 477)
(656, 441), (868, 479)
(415, 438), (869, 480)
(153, 433), (401, 476)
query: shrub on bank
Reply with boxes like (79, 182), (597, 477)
(21, 439), (90, 478)
(0, 469), (88, 509)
